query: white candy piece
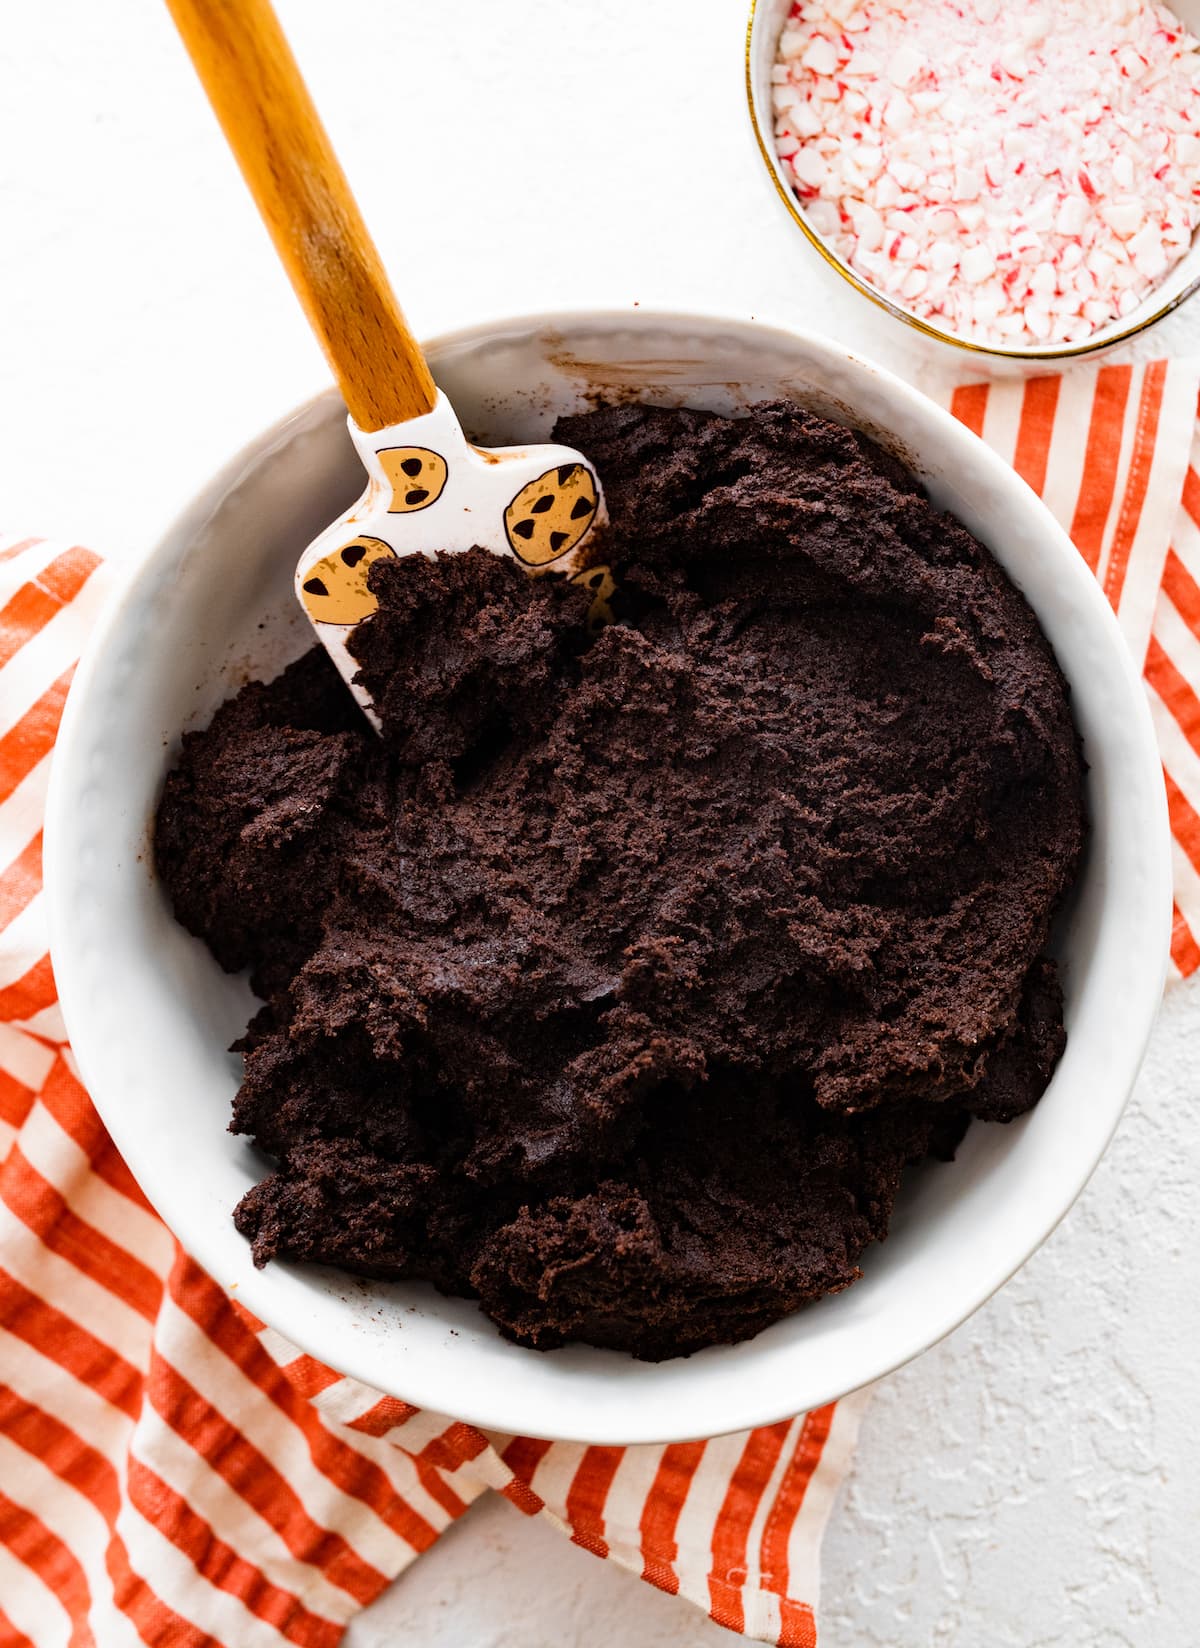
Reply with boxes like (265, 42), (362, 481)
(961, 244), (996, 283)
(772, 0), (1200, 347)
(888, 44), (925, 87)
(801, 36), (839, 76)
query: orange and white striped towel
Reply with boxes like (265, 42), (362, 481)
(1, 356), (1198, 1648)
(948, 361), (1200, 977)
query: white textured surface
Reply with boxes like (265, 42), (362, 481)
(1, 1), (1196, 1642)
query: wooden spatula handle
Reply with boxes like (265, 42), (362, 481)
(165, 0), (437, 430)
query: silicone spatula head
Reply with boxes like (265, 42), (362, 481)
(164, 0), (608, 725)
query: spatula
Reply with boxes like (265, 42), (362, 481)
(164, 0), (609, 724)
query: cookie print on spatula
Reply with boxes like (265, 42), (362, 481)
(293, 398), (607, 717)
(165, 0), (608, 726)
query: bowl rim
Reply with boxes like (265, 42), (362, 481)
(45, 305), (1172, 1443)
(744, 0), (1200, 362)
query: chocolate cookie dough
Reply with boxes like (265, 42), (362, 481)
(155, 401), (1086, 1360)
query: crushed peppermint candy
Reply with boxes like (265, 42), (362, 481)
(772, 0), (1200, 347)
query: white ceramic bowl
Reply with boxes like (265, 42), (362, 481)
(46, 310), (1171, 1445)
(747, 0), (1200, 365)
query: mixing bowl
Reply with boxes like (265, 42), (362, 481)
(45, 310), (1171, 1444)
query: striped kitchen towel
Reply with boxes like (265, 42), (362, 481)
(0, 355), (1197, 1648)
(948, 361), (1200, 975)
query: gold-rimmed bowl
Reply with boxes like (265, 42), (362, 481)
(746, 0), (1200, 364)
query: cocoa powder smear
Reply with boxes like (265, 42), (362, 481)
(155, 402), (1086, 1360)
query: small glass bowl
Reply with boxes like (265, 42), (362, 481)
(746, 0), (1200, 364)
